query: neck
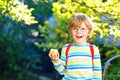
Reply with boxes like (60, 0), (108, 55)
(73, 41), (87, 45)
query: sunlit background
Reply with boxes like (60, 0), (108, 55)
(0, 0), (120, 80)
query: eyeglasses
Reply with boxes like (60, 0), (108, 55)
(71, 27), (89, 32)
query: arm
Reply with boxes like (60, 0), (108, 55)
(93, 46), (102, 80)
(52, 59), (65, 75)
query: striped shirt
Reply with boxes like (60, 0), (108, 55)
(52, 43), (102, 80)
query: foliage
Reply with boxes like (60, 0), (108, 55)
(0, 0), (120, 79)
(37, 0), (120, 50)
(24, 0), (53, 25)
(0, 0), (38, 25)
(97, 43), (120, 79)
(0, 0), (54, 79)
(35, 21), (67, 51)
(0, 16), (23, 78)
(103, 57), (120, 80)
(35, 0), (120, 79)
(0, 16), (40, 79)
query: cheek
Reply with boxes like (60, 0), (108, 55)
(84, 32), (90, 37)
(69, 30), (73, 37)
(70, 33), (73, 38)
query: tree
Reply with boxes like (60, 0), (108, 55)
(35, 0), (120, 79)
(36, 0), (120, 51)
(24, 0), (53, 25)
(0, 0), (38, 25)
(0, 0), (38, 79)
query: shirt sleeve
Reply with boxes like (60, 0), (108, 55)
(93, 46), (102, 80)
(52, 45), (67, 75)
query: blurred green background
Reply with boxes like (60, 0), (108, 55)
(0, 0), (120, 80)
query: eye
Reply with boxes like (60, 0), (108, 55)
(81, 28), (88, 31)
(81, 28), (86, 30)
(72, 27), (77, 30)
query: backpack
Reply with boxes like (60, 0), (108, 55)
(65, 44), (94, 66)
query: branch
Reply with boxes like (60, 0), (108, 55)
(77, 1), (120, 15)
(103, 1), (120, 7)
(80, 2), (108, 15)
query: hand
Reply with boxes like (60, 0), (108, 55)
(49, 49), (59, 61)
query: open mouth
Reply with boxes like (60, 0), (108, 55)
(76, 35), (83, 39)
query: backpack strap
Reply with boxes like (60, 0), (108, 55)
(65, 44), (71, 66)
(90, 44), (94, 65)
(65, 44), (94, 66)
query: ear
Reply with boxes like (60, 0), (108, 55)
(87, 30), (92, 38)
(88, 29), (92, 34)
(68, 30), (73, 38)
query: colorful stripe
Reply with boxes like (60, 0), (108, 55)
(52, 43), (102, 80)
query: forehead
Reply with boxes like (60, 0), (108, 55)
(70, 20), (87, 28)
(68, 14), (93, 30)
(69, 19), (92, 30)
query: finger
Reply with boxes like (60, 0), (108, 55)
(48, 50), (53, 59)
(49, 49), (59, 60)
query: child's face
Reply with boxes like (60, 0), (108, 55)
(70, 22), (90, 45)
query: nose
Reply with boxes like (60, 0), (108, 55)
(77, 28), (82, 33)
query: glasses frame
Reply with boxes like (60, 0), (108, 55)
(71, 27), (89, 32)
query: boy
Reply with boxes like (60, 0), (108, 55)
(49, 13), (102, 80)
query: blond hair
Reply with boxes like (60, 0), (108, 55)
(68, 13), (93, 31)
